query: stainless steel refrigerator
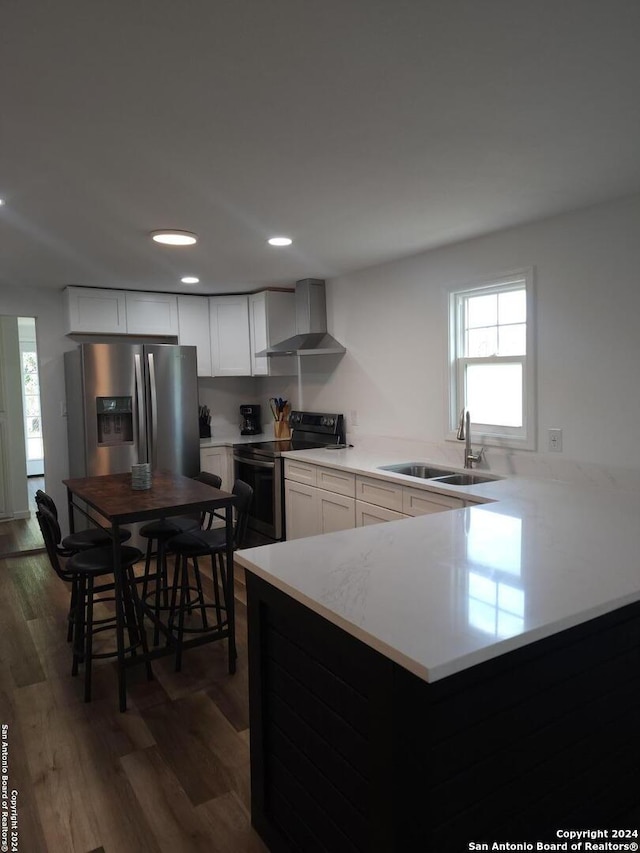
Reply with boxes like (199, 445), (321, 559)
(65, 343), (200, 480)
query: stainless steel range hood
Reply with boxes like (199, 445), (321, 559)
(256, 278), (346, 357)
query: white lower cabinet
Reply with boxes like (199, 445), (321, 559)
(285, 462), (356, 539)
(355, 500), (407, 527)
(402, 486), (464, 515)
(285, 481), (355, 539)
(286, 461), (468, 539)
(285, 480), (320, 540)
(317, 489), (355, 535)
(200, 446), (233, 493)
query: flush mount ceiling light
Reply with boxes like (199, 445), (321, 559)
(180, 276), (200, 284)
(267, 236), (293, 246)
(151, 229), (198, 246)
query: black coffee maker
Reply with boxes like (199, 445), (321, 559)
(240, 404), (262, 435)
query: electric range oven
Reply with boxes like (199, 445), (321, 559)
(233, 410), (345, 541)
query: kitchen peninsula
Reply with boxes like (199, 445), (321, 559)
(235, 449), (640, 851)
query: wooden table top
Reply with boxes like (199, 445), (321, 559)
(63, 470), (236, 525)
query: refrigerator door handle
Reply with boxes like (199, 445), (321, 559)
(134, 352), (147, 462)
(147, 352), (158, 469)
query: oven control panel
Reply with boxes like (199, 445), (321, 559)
(289, 411), (344, 438)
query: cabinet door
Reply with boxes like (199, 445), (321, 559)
(65, 286), (127, 334)
(355, 500), (407, 527)
(125, 292), (179, 335)
(249, 292), (269, 376)
(210, 295), (251, 376)
(249, 290), (296, 377)
(317, 488), (355, 534)
(178, 296), (212, 376)
(285, 480), (318, 540)
(200, 446), (232, 492)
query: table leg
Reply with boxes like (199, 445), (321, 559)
(112, 523), (128, 712)
(66, 486), (75, 534)
(226, 504), (236, 674)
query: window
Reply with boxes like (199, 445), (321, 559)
(449, 270), (535, 449)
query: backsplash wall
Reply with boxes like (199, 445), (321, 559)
(197, 375), (297, 438)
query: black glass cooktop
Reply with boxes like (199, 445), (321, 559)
(234, 438), (334, 457)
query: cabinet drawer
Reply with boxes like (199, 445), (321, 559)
(284, 459), (317, 486)
(355, 476), (404, 512)
(316, 466), (355, 497)
(355, 500), (407, 527)
(402, 487), (464, 516)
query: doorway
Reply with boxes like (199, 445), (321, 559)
(0, 315), (45, 556)
(18, 317), (45, 477)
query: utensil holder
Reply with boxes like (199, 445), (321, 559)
(274, 420), (291, 439)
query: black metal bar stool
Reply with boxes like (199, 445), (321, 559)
(165, 479), (252, 672)
(35, 489), (131, 642)
(139, 472), (222, 644)
(37, 505), (151, 702)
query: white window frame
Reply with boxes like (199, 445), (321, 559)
(447, 268), (536, 451)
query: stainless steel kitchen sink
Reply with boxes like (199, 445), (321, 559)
(377, 463), (457, 479)
(431, 473), (500, 486)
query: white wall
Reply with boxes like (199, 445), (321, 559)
(302, 193), (640, 473)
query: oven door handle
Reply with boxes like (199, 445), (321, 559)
(233, 455), (275, 469)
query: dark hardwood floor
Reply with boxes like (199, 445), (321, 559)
(0, 549), (268, 853)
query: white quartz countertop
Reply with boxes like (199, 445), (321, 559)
(236, 447), (640, 683)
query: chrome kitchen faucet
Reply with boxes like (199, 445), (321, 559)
(456, 409), (484, 469)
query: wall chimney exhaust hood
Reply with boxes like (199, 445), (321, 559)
(257, 278), (346, 357)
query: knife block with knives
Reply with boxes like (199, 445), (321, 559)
(271, 397), (291, 439)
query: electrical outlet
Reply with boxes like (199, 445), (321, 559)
(349, 409), (359, 426)
(548, 428), (563, 452)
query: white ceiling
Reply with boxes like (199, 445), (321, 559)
(3, 0), (640, 295)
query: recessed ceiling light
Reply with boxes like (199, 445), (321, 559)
(0, 199), (5, 206)
(180, 276), (200, 285)
(151, 230), (198, 246)
(268, 236), (292, 247)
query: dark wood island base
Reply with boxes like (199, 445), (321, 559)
(246, 572), (640, 852)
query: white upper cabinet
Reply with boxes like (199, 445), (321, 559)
(66, 287), (294, 381)
(209, 295), (252, 376)
(177, 295), (212, 376)
(65, 287), (127, 334)
(249, 290), (296, 376)
(125, 291), (179, 336)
